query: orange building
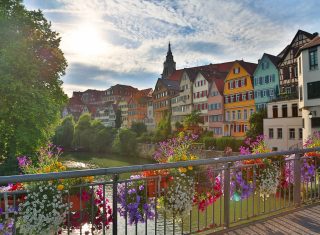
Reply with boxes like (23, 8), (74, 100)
(223, 61), (257, 138)
(127, 89), (153, 127)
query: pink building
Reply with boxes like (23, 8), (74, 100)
(208, 74), (228, 137)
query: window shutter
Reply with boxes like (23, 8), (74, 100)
(238, 80), (241, 87)
(244, 78), (247, 86)
(228, 81), (230, 89)
(239, 94), (242, 101)
(246, 92), (249, 100)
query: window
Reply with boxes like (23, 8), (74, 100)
(230, 81), (234, 89)
(282, 104), (288, 117)
(226, 111), (230, 121)
(299, 86), (303, 101)
(232, 111), (236, 120)
(237, 110), (241, 120)
(259, 77), (263, 85)
(248, 91), (253, 100)
(273, 106), (278, 118)
(299, 128), (303, 140)
(236, 94), (240, 102)
(269, 89), (274, 97)
(289, 128), (295, 139)
(265, 75), (269, 84)
(277, 128), (282, 139)
(286, 87), (291, 94)
(309, 47), (318, 70)
(269, 128), (274, 139)
(292, 103), (298, 117)
(263, 90), (267, 97)
(225, 96), (229, 104)
(235, 80), (239, 88)
(307, 81), (320, 99)
(250, 109), (254, 116)
(311, 118), (320, 128)
(234, 67), (240, 74)
(230, 95), (234, 102)
(241, 79), (245, 86)
(242, 93), (246, 101)
(244, 109), (248, 120)
(244, 125), (248, 132)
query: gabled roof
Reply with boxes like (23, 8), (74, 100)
(264, 53), (281, 67)
(278, 29), (317, 63)
(161, 79), (180, 91)
(68, 96), (84, 106)
(167, 70), (184, 81)
(171, 61), (234, 83)
(237, 60), (257, 75)
(296, 36), (320, 56)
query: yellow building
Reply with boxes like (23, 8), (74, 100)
(223, 61), (257, 138)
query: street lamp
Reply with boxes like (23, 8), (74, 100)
(309, 111), (317, 119)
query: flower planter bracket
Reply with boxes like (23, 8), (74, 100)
(293, 153), (301, 207)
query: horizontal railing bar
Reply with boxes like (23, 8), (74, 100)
(0, 147), (319, 184)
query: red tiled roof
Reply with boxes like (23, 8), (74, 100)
(68, 96), (84, 106)
(237, 60), (257, 75)
(168, 70), (184, 81)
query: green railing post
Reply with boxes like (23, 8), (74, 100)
(293, 153), (301, 207)
(223, 162), (231, 228)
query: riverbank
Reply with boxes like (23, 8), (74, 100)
(60, 152), (155, 169)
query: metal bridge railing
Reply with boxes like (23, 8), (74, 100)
(1, 147), (320, 235)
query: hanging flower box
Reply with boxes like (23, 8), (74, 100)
(141, 170), (169, 197)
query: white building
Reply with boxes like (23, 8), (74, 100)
(193, 72), (210, 129)
(263, 99), (302, 151)
(297, 36), (320, 140)
(145, 100), (155, 130)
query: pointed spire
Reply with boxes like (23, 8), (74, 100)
(168, 41), (171, 53)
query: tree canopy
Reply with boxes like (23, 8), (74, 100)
(246, 108), (267, 139)
(0, 0), (67, 158)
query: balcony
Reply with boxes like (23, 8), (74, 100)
(1, 147), (320, 234)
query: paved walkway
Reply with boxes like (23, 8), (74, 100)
(222, 204), (320, 235)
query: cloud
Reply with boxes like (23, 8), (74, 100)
(23, 0), (320, 96)
(62, 63), (158, 96)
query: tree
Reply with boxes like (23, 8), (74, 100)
(131, 122), (147, 137)
(112, 129), (138, 156)
(0, 0), (67, 158)
(246, 108), (267, 139)
(154, 113), (171, 141)
(53, 116), (75, 149)
(115, 109), (122, 129)
(73, 113), (93, 150)
(183, 110), (203, 128)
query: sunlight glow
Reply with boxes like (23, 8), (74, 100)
(64, 23), (108, 57)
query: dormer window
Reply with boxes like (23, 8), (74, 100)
(233, 67), (240, 74)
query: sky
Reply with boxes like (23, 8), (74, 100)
(23, 0), (320, 97)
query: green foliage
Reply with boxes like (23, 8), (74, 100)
(203, 137), (243, 151)
(154, 114), (171, 142)
(53, 116), (75, 149)
(130, 122), (147, 137)
(183, 110), (202, 128)
(112, 129), (138, 156)
(115, 109), (122, 129)
(0, 0), (67, 158)
(136, 132), (154, 143)
(246, 109), (267, 139)
(71, 113), (116, 153)
(175, 121), (184, 130)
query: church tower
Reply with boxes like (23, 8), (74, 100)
(161, 42), (176, 79)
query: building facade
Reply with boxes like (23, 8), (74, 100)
(264, 99), (302, 150)
(118, 99), (129, 128)
(253, 53), (280, 110)
(278, 30), (317, 97)
(223, 61), (257, 138)
(208, 77), (226, 136)
(297, 36), (320, 140)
